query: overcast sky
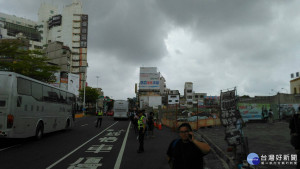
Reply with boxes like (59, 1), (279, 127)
(1, 0), (300, 100)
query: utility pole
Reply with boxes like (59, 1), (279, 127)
(83, 77), (86, 114)
(96, 76), (99, 113)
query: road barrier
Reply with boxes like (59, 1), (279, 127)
(75, 113), (85, 118)
(161, 118), (221, 130)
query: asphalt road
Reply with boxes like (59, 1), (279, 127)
(0, 116), (178, 169)
(0, 116), (227, 169)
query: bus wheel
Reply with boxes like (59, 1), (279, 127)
(35, 123), (44, 140)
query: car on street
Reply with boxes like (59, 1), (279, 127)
(107, 111), (114, 116)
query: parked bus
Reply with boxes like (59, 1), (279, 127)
(113, 100), (128, 120)
(0, 71), (77, 139)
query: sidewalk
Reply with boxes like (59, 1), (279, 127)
(197, 121), (297, 169)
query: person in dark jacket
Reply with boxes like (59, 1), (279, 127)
(289, 107), (300, 168)
(167, 123), (210, 169)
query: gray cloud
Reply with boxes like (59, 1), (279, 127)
(85, 0), (168, 64)
(1, 0), (300, 99)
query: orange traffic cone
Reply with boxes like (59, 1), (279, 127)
(158, 122), (162, 130)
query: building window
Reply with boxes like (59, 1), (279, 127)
(187, 90), (192, 93)
(81, 21), (87, 27)
(169, 100), (172, 102)
(81, 28), (87, 33)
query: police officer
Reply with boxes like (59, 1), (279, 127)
(137, 110), (146, 153)
(95, 109), (103, 128)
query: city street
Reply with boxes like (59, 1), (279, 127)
(0, 116), (227, 169)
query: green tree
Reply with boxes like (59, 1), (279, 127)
(0, 40), (59, 82)
(79, 86), (100, 106)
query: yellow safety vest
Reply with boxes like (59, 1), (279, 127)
(138, 115), (145, 130)
(98, 111), (103, 116)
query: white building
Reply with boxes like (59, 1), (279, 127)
(38, 0), (88, 89)
(0, 12), (43, 50)
(184, 82), (193, 108)
(168, 90), (180, 105)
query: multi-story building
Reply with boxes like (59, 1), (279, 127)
(193, 92), (207, 106)
(38, 0), (88, 90)
(184, 82), (193, 107)
(0, 12), (43, 50)
(290, 72), (300, 94)
(45, 41), (71, 73)
(167, 90), (180, 105)
(138, 67), (162, 109)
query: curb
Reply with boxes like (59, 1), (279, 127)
(197, 130), (237, 169)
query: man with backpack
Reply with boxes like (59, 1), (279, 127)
(289, 107), (300, 168)
(167, 123), (210, 169)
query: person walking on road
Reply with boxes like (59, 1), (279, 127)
(167, 123), (210, 169)
(147, 112), (155, 137)
(268, 109), (274, 123)
(137, 110), (146, 153)
(95, 109), (103, 128)
(289, 107), (300, 168)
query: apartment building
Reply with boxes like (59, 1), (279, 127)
(0, 12), (43, 50)
(38, 0), (88, 89)
(184, 82), (193, 107)
(45, 41), (71, 73)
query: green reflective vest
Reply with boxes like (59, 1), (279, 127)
(138, 115), (145, 130)
(98, 111), (103, 116)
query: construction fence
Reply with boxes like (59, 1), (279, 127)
(152, 106), (222, 131)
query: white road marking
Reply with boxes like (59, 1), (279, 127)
(0, 144), (21, 152)
(114, 122), (131, 169)
(46, 121), (118, 169)
(81, 124), (88, 127)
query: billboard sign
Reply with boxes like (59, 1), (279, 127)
(50, 72), (60, 88)
(220, 90), (238, 127)
(238, 103), (270, 122)
(139, 73), (160, 90)
(220, 88), (243, 146)
(68, 73), (80, 96)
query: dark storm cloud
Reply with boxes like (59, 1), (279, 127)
(2, 0), (300, 99)
(84, 0), (168, 64)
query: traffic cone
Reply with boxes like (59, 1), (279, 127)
(158, 122), (162, 130)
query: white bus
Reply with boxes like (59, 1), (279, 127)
(0, 71), (77, 139)
(113, 100), (128, 120)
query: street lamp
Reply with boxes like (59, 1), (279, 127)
(96, 76), (99, 88)
(96, 76), (99, 113)
(83, 74), (86, 114)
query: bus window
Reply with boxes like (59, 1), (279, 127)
(67, 93), (75, 104)
(32, 82), (43, 101)
(43, 86), (52, 102)
(17, 78), (32, 96)
(59, 91), (67, 103)
(52, 88), (60, 102)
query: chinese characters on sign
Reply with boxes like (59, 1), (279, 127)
(68, 129), (125, 168)
(260, 154), (297, 165)
(220, 89), (242, 146)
